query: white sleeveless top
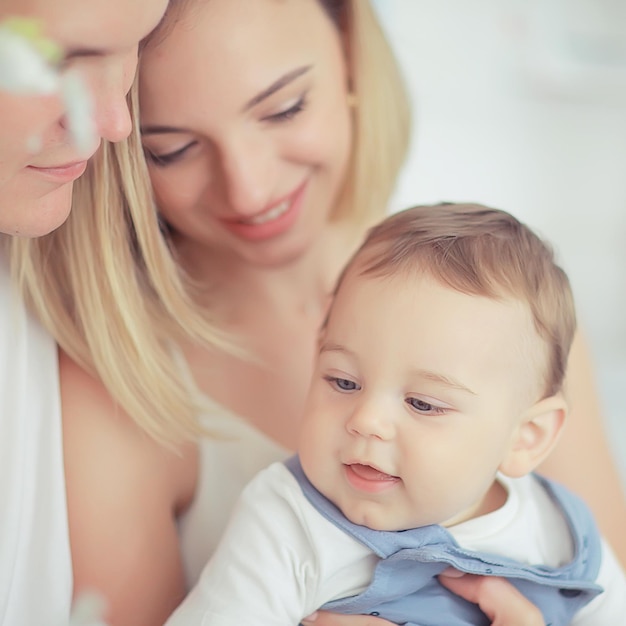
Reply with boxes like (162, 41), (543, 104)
(179, 404), (290, 587)
(0, 254), (289, 619)
(0, 258), (72, 625)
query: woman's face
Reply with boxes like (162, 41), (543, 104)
(0, 0), (168, 237)
(139, 0), (353, 270)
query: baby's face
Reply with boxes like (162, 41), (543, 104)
(299, 269), (544, 531)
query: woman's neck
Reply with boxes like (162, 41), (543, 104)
(174, 219), (365, 327)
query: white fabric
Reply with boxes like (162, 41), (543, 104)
(1, 250), (621, 625)
(178, 407), (290, 587)
(167, 463), (626, 626)
(0, 257), (72, 626)
(0, 252), (288, 624)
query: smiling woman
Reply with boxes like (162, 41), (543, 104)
(3, 0), (612, 624)
(139, 0), (354, 269)
(0, 0), (168, 237)
(0, 0), (176, 624)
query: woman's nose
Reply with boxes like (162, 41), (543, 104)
(93, 93), (133, 143)
(67, 52), (137, 146)
(218, 135), (275, 216)
(60, 88), (132, 151)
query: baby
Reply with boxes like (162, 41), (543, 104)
(167, 204), (626, 626)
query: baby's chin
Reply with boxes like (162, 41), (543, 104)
(338, 500), (421, 532)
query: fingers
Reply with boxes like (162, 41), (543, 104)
(439, 572), (545, 626)
(302, 611), (393, 626)
(302, 572), (545, 626)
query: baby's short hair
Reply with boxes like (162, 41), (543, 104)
(342, 203), (576, 398)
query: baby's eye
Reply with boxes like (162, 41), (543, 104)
(406, 397), (446, 415)
(325, 376), (360, 392)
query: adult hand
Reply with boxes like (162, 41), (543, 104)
(301, 570), (545, 626)
(301, 613), (391, 626)
(439, 569), (545, 626)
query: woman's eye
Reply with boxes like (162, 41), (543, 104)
(264, 94), (307, 123)
(406, 397), (446, 415)
(325, 376), (360, 392)
(144, 141), (197, 167)
(56, 51), (89, 71)
(56, 56), (72, 72)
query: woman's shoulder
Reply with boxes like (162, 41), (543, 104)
(60, 351), (199, 623)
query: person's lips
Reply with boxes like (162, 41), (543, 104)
(344, 462), (401, 493)
(219, 180), (308, 242)
(28, 160), (88, 183)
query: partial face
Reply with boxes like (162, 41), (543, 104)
(0, 0), (169, 236)
(139, 0), (353, 269)
(299, 269), (543, 531)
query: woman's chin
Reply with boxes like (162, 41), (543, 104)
(4, 184), (74, 238)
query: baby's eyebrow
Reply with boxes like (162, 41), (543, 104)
(412, 369), (476, 395)
(319, 342), (353, 357)
(243, 65), (311, 111)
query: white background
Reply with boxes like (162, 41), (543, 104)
(374, 0), (626, 487)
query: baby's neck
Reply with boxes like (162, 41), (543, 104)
(443, 479), (509, 529)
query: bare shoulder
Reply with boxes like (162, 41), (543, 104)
(59, 350), (198, 626)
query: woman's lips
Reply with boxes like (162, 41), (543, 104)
(242, 198), (291, 225)
(344, 463), (401, 493)
(220, 180), (308, 242)
(28, 160), (88, 184)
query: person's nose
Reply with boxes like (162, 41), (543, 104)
(346, 398), (395, 441)
(92, 90), (133, 144)
(74, 52), (136, 145)
(218, 134), (275, 216)
(60, 89), (132, 149)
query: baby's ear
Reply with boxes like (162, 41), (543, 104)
(499, 395), (567, 478)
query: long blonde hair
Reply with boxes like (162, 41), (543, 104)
(9, 0), (411, 445)
(10, 87), (231, 445)
(329, 0), (411, 225)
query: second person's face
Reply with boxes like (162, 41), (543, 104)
(139, 0), (353, 270)
(299, 270), (543, 531)
(0, 0), (169, 236)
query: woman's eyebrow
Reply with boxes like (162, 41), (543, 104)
(244, 65), (311, 111)
(63, 47), (110, 59)
(140, 124), (190, 136)
(141, 65), (313, 136)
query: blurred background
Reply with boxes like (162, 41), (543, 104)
(373, 0), (626, 487)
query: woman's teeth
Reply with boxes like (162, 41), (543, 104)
(246, 199), (290, 225)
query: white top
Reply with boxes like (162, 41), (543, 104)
(178, 406), (290, 587)
(0, 257), (72, 626)
(0, 253), (290, 624)
(166, 462), (626, 626)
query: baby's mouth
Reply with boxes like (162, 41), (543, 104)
(348, 463), (399, 482)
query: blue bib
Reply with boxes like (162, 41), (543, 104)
(285, 456), (603, 626)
